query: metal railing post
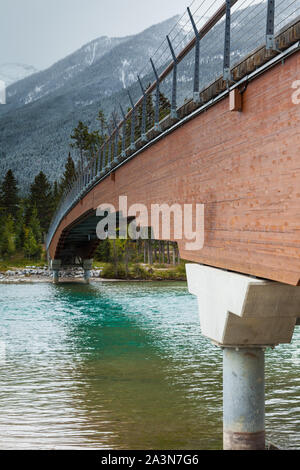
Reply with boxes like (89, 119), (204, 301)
(138, 75), (148, 142)
(112, 114), (119, 163)
(223, 0), (231, 83)
(266, 0), (276, 50)
(120, 104), (126, 158)
(103, 142), (108, 172)
(167, 35), (178, 119)
(97, 148), (102, 175)
(107, 124), (112, 170)
(150, 58), (161, 131)
(127, 90), (136, 150)
(92, 157), (96, 181)
(187, 7), (201, 103)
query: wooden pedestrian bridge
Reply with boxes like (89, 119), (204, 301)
(46, 0), (300, 286)
(45, 1), (300, 451)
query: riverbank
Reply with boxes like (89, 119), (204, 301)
(0, 263), (187, 283)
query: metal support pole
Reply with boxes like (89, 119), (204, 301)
(138, 75), (148, 142)
(103, 143), (108, 172)
(127, 90), (136, 151)
(98, 148), (102, 175)
(150, 58), (161, 131)
(91, 160), (94, 181)
(223, 0), (231, 83)
(223, 347), (265, 450)
(167, 35), (178, 119)
(120, 104), (127, 158)
(89, 163), (92, 183)
(93, 156), (97, 180)
(86, 165), (90, 184)
(187, 7), (201, 103)
(107, 125), (112, 169)
(91, 161), (94, 182)
(266, 0), (276, 51)
(112, 114), (119, 163)
(97, 149), (102, 175)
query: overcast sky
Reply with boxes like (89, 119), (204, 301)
(0, 0), (189, 70)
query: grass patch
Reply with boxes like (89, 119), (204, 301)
(0, 253), (47, 272)
(98, 262), (186, 281)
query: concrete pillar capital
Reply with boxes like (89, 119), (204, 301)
(186, 264), (300, 348)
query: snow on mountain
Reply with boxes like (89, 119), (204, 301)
(0, 63), (38, 86)
(4, 36), (129, 108)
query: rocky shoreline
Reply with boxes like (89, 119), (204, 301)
(0, 266), (103, 283)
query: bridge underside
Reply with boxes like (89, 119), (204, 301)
(49, 41), (300, 285)
(52, 211), (100, 266)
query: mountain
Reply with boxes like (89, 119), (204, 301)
(0, 63), (38, 86)
(3, 36), (130, 111)
(0, 2), (297, 192)
(0, 15), (180, 191)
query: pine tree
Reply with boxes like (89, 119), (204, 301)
(125, 107), (133, 148)
(28, 205), (42, 243)
(52, 181), (61, 212)
(70, 121), (90, 168)
(23, 227), (41, 259)
(159, 91), (171, 120)
(60, 153), (77, 194)
(29, 172), (52, 233)
(87, 130), (102, 161)
(0, 169), (19, 220)
(0, 215), (16, 257)
(146, 84), (155, 131)
(95, 239), (111, 262)
(15, 201), (26, 250)
(97, 109), (106, 138)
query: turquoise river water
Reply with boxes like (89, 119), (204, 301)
(0, 281), (299, 450)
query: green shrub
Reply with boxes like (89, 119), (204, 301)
(101, 263), (127, 279)
(130, 264), (151, 280)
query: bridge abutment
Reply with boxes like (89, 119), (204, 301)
(186, 264), (300, 450)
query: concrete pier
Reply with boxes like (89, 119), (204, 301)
(83, 260), (93, 284)
(53, 270), (59, 284)
(223, 347), (265, 450)
(186, 264), (300, 450)
(50, 260), (61, 284)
